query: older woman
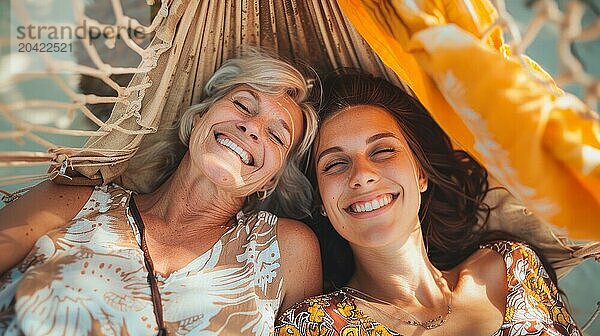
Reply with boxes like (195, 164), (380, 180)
(276, 72), (579, 335)
(0, 53), (321, 335)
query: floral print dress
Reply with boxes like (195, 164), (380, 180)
(0, 184), (285, 335)
(276, 241), (580, 336)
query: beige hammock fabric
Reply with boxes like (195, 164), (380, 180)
(73, 0), (406, 193)
(1, 0), (598, 307)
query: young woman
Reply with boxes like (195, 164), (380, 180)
(0, 53), (322, 335)
(275, 71), (579, 335)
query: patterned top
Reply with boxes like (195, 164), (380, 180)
(276, 241), (580, 336)
(0, 184), (285, 335)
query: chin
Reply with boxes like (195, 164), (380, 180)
(349, 223), (399, 247)
(197, 153), (267, 198)
(197, 154), (244, 185)
(358, 232), (392, 247)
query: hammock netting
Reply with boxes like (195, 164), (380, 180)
(1, 0), (599, 332)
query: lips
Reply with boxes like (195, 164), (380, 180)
(215, 133), (255, 165)
(346, 193), (397, 213)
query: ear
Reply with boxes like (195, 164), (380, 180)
(319, 205), (327, 217)
(418, 169), (428, 192)
(419, 177), (428, 192)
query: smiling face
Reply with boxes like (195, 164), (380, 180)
(188, 85), (304, 197)
(315, 105), (427, 247)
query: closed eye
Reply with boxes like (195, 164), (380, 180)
(322, 160), (347, 172)
(270, 131), (285, 146)
(232, 99), (252, 115)
(371, 147), (396, 157)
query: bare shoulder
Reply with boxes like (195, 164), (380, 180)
(0, 180), (93, 272)
(461, 247), (507, 281)
(1, 180), (93, 220)
(276, 217), (321, 269)
(276, 217), (323, 312)
(277, 218), (319, 247)
(455, 247), (508, 312)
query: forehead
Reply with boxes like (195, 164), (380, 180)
(318, 105), (405, 146)
(231, 85), (304, 142)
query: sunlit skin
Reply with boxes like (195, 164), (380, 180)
(189, 85), (302, 197)
(314, 105), (506, 335)
(315, 105), (427, 249)
(0, 84), (321, 319)
(132, 86), (305, 275)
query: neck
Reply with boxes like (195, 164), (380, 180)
(135, 153), (245, 232)
(348, 227), (453, 310)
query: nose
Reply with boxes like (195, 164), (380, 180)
(236, 122), (259, 141)
(349, 157), (379, 189)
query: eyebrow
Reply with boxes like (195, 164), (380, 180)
(316, 132), (399, 163)
(241, 89), (259, 101)
(367, 132), (399, 143)
(316, 146), (343, 164)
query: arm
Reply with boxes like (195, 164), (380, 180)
(0, 180), (93, 273)
(277, 218), (322, 313)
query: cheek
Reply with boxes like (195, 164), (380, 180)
(318, 179), (342, 211)
(188, 118), (215, 150)
(263, 144), (287, 175)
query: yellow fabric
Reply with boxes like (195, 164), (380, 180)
(337, 0), (600, 239)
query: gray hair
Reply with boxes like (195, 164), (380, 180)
(141, 52), (318, 219)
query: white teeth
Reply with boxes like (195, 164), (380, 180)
(350, 194), (393, 213)
(216, 136), (252, 165)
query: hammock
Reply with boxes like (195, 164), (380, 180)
(1, 0), (599, 330)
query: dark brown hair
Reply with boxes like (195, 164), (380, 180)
(309, 70), (558, 290)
